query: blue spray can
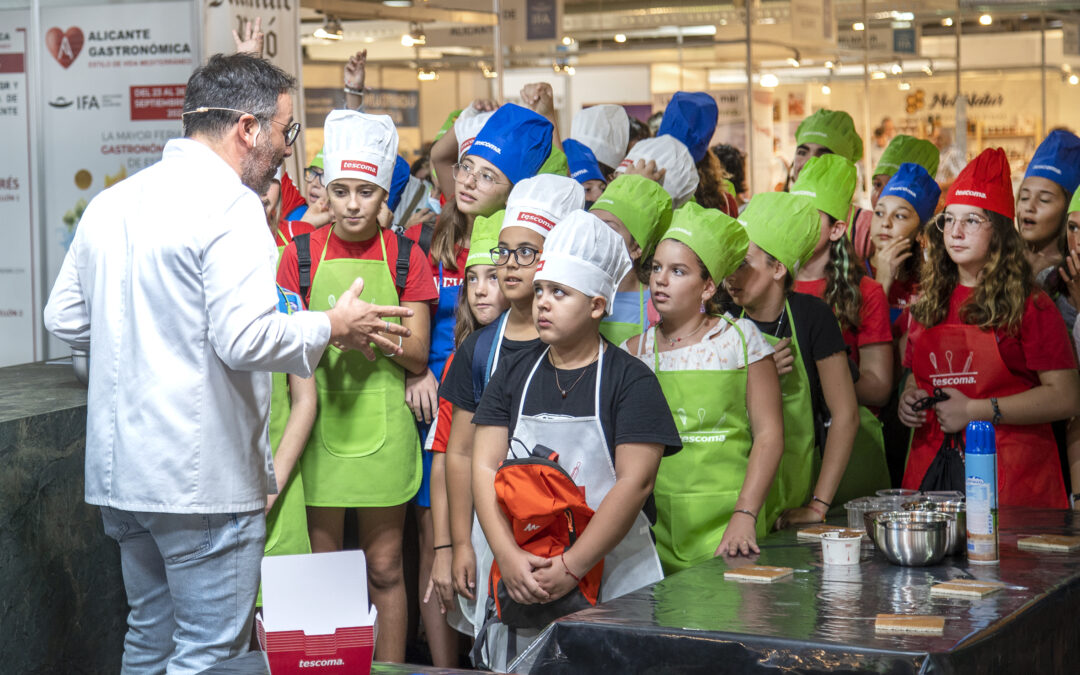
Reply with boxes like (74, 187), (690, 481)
(965, 421), (998, 564)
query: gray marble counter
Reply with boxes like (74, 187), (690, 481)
(0, 360), (125, 674)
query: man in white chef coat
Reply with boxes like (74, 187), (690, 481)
(43, 53), (410, 674)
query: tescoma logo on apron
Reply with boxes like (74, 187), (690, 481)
(928, 350), (978, 387)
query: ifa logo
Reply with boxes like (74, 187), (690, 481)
(341, 160), (378, 176)
(45, 27), (84, 69)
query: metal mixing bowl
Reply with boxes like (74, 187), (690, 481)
(873, 511), (950, 566)
(904, 500), (967, 556)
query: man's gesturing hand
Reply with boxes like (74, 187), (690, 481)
(326, 277), (414, 360)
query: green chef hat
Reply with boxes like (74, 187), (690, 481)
(790, 153), (857, 222)
(537, 145), (569, 177)
(465, 209), (504, 269)
(795, 109), (863, 163)
(435, 109), (462, 143)
(662, 202), (748, 282)
(308, 148), (324, 170)
(738, 192), (820, 275)
(873, 134), (940, 178)
(1069, 188), (1080, 215)
(590, 174), (673, 257)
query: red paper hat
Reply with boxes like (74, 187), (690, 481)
(945, 147), (1014, 219)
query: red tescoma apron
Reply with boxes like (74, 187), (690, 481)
(903, 322), (1067, 508)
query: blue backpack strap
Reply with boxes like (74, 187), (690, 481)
(471, 318), (502, 407)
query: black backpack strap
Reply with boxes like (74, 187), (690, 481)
(394, 233), (413, 292)
(294, 233), (312, 305)
(418, 223), (434, 257)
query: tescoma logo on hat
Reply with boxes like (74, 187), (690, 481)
(954, 189), (987, 199)
(341, 160), (378, 176)
(473, 140), (501, 154)
(518, 211), (556, 231)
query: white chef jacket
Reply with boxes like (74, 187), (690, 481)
(44, 138), (331, 514)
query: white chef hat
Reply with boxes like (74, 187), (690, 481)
(570, 104), (630, 170)
(272, 165), (283, 181)
(534, 210), (632, 316)
(322, 109), (399, 193)
(501, 174), (585, 238)
(616, 135), (699, 208)
(454, 106), (496, 159)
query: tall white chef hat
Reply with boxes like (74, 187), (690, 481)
(534, 210), (632, 316)
(454, 106), (496, 159)
(570, 104), (630, 170)
(501, 174), (585, 238)
(322, 109), (399, 193)
(615, 135), (699, 209)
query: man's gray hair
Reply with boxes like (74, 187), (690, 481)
(182, 53), (296, 139)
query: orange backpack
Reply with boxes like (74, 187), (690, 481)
(488, 441), (604, 629)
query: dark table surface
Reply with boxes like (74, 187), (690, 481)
(0, 359), (86, 425)
(518, 507), (1080, 674)
(198, 651), (484, 674)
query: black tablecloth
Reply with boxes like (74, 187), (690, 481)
(198, 651), (483, 674)
(517, 507), (1080, 674)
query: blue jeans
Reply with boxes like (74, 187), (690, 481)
(100, 507), (265, 675)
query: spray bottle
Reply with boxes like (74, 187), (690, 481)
(965, 421), (998, 564)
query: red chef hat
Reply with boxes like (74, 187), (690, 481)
(945, 147), (1014, 219)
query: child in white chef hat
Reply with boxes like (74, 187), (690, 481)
(469, 210), (682, 670)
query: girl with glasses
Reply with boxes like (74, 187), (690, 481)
(899, 148), (1080, 508)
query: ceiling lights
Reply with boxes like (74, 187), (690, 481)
(760, 73), (779, 88)
(979, 14), (993, 26)
(480, 63), (497, 79)
(614, 33), (627, 43)
(821, 83), (831, 95)
(313, 15), (343, 41)
(941, 17), (954, 27)
(852, 22), (865, 31)
(417, 67), (438, 81)
(382, 1), (413, 7)
(401, 23), (426, 47)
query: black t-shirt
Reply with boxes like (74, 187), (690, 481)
(472, 339), (682, 461)
(438, 323), (542, 413)
(743, 292), (848, 447)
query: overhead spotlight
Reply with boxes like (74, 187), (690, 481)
(480, 63), (497, 79)
(853, 22), (865, 31)
(825, 60), (835, 69)
(417, 67), (438, 81)
(821, 83), (831, 95)
(898, 81), (911, 91)
(941, 17), (954, 27)
(871, 71), (887, 80)
(760, 73), (779, 88)
(787, 57), (801, 68)
(614, 33), (627, 43)
(314, 15), (344, 41)
(562, 36), (573, 46)
(1070, 74), (1079, 86)
(891, 62), (903, 75)
(401, 23), (426, 47)
(923, 61), (934, 76)
(565, 65), (576, 76)
(382, 0), (413, 7)
(979, 14), (993, 26)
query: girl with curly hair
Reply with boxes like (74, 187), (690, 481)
(899, 148), (1080, 508)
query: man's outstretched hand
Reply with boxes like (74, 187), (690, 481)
(325, 277), (413, 360)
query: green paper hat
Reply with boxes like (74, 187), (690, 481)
(795, 109), (863, 163)
(790, 153), (857, 222)
(435, 109), (462, 143)
(590, 174), (673, 257)
(466, 210), (504, 269)
(738, 192), (820, 275)
(662, 202), (748, 282)
(1069, 188), (1080, 215)
(537, 145), (569, 177)
(873, 134), (939, 178)
(721, 177), (737, 198)
(309, 148), (324, 170)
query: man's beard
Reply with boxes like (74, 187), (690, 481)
(241, 134), (283, 195)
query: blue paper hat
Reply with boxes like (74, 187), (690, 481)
(880, 162), (941, 224)
(466, 103), (553, 185)
(563, 139), (605, 185)
(387, 156), (410, 211)
(1025, 129), (1080, 194)
(657, 92), (718, 163)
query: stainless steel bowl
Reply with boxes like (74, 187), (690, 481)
(71, 348), (89, 386)
(904, 500), (967, 556)
(873, 511), (950, 566)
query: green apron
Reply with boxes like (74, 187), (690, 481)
(599, 283), (647, 346)
(830, 406), (890, 507)
(301, 229), (421, 507)
(650, 316), (765, 575)
(753, 300), (819, 529)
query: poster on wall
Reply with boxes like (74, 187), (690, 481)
(40, 1), (196, 357)
(203, 0), (303, 175)
(0, 13), (35, 366)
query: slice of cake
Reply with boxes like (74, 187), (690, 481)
(1017, 534), (1080, 553)
(875, 614), (945, 635)
(723, 565), (794, 583)
(930, 579), (1005, 599)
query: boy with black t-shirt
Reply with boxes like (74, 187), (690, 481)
(470, 210), (679, 670)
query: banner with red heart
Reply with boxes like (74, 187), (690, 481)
(45, 27), (83, 69)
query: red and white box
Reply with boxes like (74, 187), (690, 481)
(256, 550), (378, 675)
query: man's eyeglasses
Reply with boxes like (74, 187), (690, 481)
(304, 167), (325, 185)
(491, 245), (541, 267)
(181, 106), (301, 146)
(453, 163), (505, 190)
(936, 212), (990, 234)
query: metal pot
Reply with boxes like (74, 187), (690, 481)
(873, 511), (950, 566)
(904, 499), (967, 556)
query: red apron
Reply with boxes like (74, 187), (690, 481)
(903, 322), (1067, 508)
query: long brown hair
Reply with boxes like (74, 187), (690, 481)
(822, 214), (864, 331)
(430, 199), (469, 271)
(911, 211), (1032, 332)
(453, 281), (480, 347)
(693, 151), (732, 211)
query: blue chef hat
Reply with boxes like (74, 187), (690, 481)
(880, 162), (941, 224)
(1024, 129), (1080, 195)
(466, 103), (553, 185)
(563, 139), (605, 185)
(657, 91), (718, 163)
(387, 156), (411, 211)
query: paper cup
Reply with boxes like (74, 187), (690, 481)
(821, 531), (862, 565)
